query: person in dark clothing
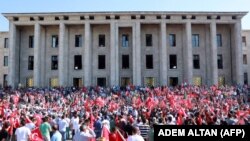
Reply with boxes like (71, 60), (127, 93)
(94, 117), (102, 138)
(0, 122), (10, 141)
(124, 123), (133, 136)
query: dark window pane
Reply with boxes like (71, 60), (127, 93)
(146, 34), (152, 47)
(243, 55), (247, 64)
(51, 56), (58, 70)
(218, 55), (223, 69)
(74, 55), (82, 70)
(3, 74), (7, 87)
(28, 56), (34, 70)
(122, 55), (129, 69)
(3, 56), (8, 66)
(146, 55), (153, 69)
(244, 73), (248, 85)
(75, 35), (82, 47)
(98, 55), (105, 69)
(29, 36), (34, 48)
(99, 34), (105, 47)
(169, 34), (176, 47)
(4, 38), (8, 48)
(169, 55), (177, 69)
(217, 34), (222, 47)
(242, 36), (247, 46)
(193, 55), (200, 69)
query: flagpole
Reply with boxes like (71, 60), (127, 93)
(116, 127), (126, 141)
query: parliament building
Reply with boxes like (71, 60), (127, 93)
(0, 11), (249, 88)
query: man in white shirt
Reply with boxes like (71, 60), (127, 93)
(64, 114), (71, 139)
(58, 115), (69, 141)
(127, 126), (144, 141)
(166, 115), (176, 125)
(51, 125), (62, 141)
(70, 113), (79, 137)
(73, 124), (96, 141)
(25, 116), (36, 131)
(15, 119), (31, 141)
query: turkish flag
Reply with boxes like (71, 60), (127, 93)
(12, 95), (19, 105)
(176, 116), (183, 125)
(34, 114), (42, 127)
(10, 110), (18, 118)
(109, 101), (118, 112)
(95, 97), (105, 107)
(84, 99), (93, 111)
(159, 101), (166, 109)
(116, 130), (126, 141)
(101, 126), (110, 141)
(30, 128), (43, 141)
(0, 106), (4, 116)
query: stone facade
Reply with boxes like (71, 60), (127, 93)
(0, 11), (248, 88)
(242, 30), (250, 85)
(0, 32), (9, 87)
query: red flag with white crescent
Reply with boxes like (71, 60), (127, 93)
(30, 128), (43, 141)
(95, 97), (105, 107)
(13, 95), (19, 105)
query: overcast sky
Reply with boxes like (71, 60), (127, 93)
(0, 0), (249, 31)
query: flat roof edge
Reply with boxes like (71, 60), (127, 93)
(2, 11), (248, 17)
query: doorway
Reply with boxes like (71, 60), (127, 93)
(97, 78), (106, 87)
(169, 77), (178, 87)
(73, 78), (82, 88)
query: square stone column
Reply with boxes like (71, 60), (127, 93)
(160, 22), (167, 86)
(234, 20), (243, 84)
(58, 23), (69, 86)
(210, 20), (218, 85)
(132, 22), (142, 86)
(84, 22), (92, 86)
(34, 23), (41, 87)
(8, 22), (17, 88)
(184, 21), (193, 84)
(110, 21), (119, 86)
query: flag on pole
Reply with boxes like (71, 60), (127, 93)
(101, 124), (110, 141)
(116, 129), (126, 141)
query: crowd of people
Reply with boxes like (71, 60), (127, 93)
(0, 84), (249, 141)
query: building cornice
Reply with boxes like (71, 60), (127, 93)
(2, 11), (248, 17)
(2, 11), (248, 25)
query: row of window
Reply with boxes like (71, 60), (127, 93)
(2, 33), (224, 48)
(169, 54), (223, 69)
(191, 34), (222, 47)
(3, 72), (248, 87)
(23, 76), (229, 88)
(2, 35), (82, 48)
(58, 34), (223, 48)
(2, 54), (226, 70)
(4, 54), (247, 69)
(2, 31), (249, 49)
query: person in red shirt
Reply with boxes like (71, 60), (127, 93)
(109, 128), (117, 141)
